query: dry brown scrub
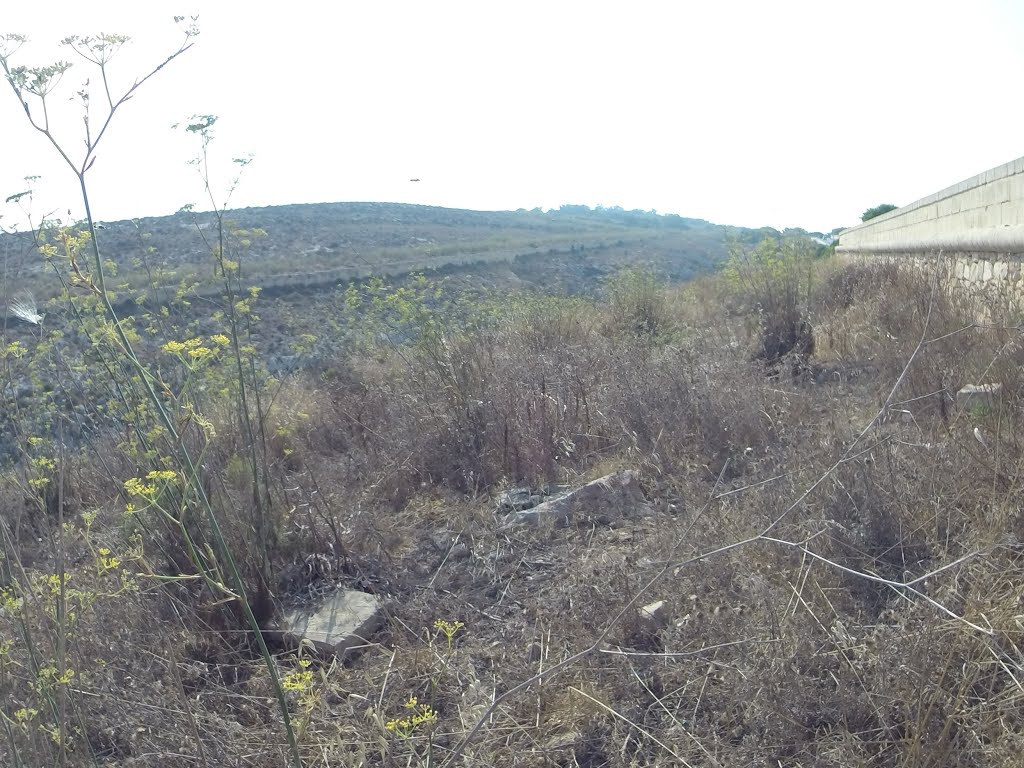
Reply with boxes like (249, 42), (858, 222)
(4, 259), (1024, 766)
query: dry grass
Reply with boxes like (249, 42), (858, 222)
(4, 258), (1024, 766)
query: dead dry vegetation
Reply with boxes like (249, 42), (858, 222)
(5, 253), (1024, 767)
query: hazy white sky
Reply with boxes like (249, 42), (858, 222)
(2, 1), (1023, 233)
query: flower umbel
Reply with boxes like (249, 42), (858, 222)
(433, 618), (465, 650)
(385, 696), (438, 738)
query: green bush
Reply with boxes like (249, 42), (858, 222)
(603, 266), (671, 339)
(722, 234), (816, 366)
(861, 203), (898, 222)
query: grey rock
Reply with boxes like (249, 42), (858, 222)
(498, 487), (537, 513)
(271, 589), (383, 657)
(957, 382), (1002, 411)
(638, 600), (669, 630)
(496, 484), (571, 514)
(502, 470), (649, 528)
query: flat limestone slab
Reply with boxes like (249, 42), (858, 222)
(502, 470), (648, 527)
(274, 590), (383, 657)
(957, 382), (1001, 410)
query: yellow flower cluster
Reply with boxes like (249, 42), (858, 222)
(123, 477), (157, 499)
(161, 336), (228, 363)
(123, 469), (177, 500)
(433, 619), (465, 638)
(36, 664), (75, 686)
(2, 340), (25, 359)
(161, 338), (201, 355)
(282, 658), (313, 691)
(1, 587), (22, 615)
(433, 618), (465, 650)
(386, 696), (438, 737)
(29, 456), (56, 489)
(97, 547), (121, 572)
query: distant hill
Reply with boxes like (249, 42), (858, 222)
(1, 201), (766, 308)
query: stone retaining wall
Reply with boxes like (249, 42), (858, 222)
(836, 155), (1024, 295)
(838, 156), (1024, 252)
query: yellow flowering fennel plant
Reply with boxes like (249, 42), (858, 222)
(381, 618), (466, 763)
(386, 696), (439, 739)
(433, 618), (465, 651)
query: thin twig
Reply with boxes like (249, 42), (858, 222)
(764, 536), (992, 635)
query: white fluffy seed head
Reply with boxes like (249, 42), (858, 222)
(9, 291), (43, 325)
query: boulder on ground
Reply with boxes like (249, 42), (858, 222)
(271, 589), (383, 657)
(502, 470), (649, 527)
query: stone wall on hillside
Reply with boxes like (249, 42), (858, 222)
(837, 155), (1024, 295)
(838, 156), (1024, 254)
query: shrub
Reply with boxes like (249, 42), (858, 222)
(602, 266), (671, 339)
(861, 203), (898, 222)
(722, 233), (816, 367)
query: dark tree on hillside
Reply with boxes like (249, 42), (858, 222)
(861, 203), (898, 222)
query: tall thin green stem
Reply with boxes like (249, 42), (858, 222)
(1, 28), (302, 767)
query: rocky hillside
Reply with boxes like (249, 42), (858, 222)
(1, 202), (754, 308)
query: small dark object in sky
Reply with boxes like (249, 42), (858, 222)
(410, 178), (420, 182)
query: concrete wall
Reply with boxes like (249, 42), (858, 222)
(837, 156), (1024, 257)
